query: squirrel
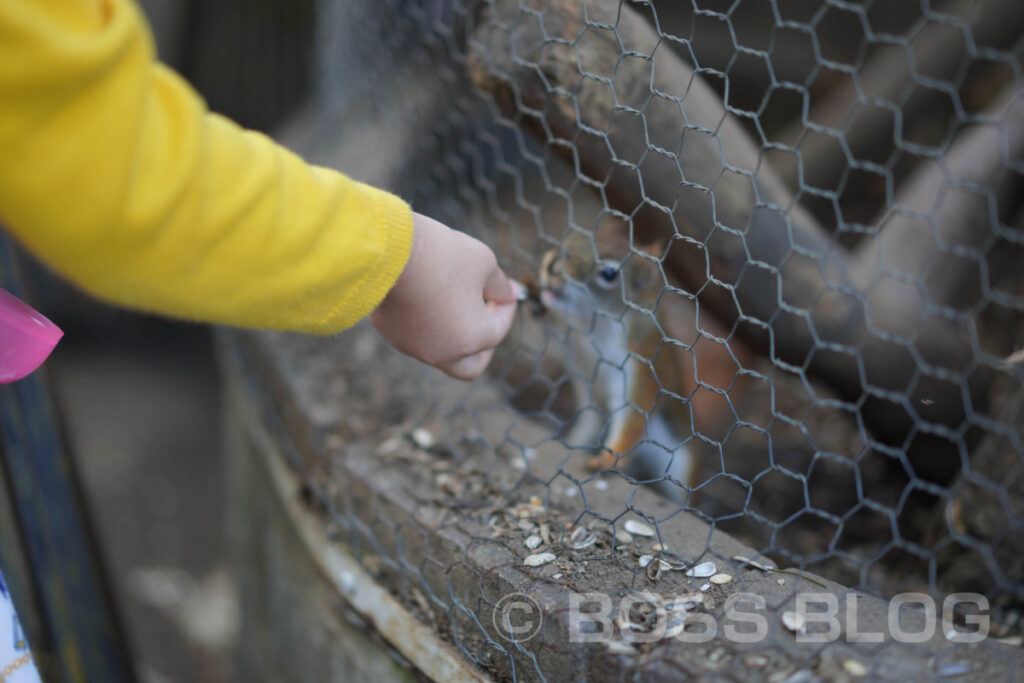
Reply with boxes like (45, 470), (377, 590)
(536, 219), (748, 495)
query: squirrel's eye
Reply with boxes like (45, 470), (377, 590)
(594, 263), (620, 289)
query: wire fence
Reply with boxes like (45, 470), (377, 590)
(229, 0), (1024, 679)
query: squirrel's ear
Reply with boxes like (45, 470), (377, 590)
(593, 216), (631, 251)
(635, 239), (667, 259)
(594, 216), (666, 259)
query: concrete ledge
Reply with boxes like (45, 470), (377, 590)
(220, 326), (1024, 681)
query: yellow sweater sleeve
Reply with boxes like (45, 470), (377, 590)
(0, 0), (413, 334)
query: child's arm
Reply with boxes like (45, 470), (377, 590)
(0, 0), (515, 378)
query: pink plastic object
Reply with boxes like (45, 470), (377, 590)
(0, 288), (63, 383)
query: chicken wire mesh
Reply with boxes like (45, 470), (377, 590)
(226, 0), (1024, 679)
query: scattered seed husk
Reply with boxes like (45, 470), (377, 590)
(524, 552), (556, 567)
(624, 520), (656, 537)
(638, 555), (671, 570)
(410, 427), (435, 450)
(744, 655), (768, 668)
(685, 561), (717, 578)
(663, 599), (697, 638)
(376, 436), (403, 455)
(573, 534), (597, 551)
(605, 640), (635, 655)
(710, 573), (733, 585)
(594, 479), (609, 491)
(937, 662), (972, 677)
(700, 583), (711, 592)
(732, 555), (827, 588)
(666, 593), (703, 611)
(569, 526), (598, 551)
(515, 501), (546, 519)
(552, 573), (562, 580)
(652, 542), (666, 552)
(615, 529), (634, 544)
(645, 558), (662, 581)
(732, 555), (773, 571)
(656, 551), (693, 571)
(525, 535), (543, 550)
(781, 611), (806, 634)
(842, 659), (868, 678)
(435, 473), (459, 494)
(664, 614), (688, 638)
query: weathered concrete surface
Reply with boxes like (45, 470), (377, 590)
(221, 324), (1024, 682)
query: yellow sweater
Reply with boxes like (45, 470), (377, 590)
(0, 0), (413, 334)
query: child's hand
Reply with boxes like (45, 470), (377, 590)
(370, 213), (521, 380)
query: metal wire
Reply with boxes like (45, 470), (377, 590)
(279, 0), (1024, 677)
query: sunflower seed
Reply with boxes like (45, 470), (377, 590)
(781, 611), (806, 634)
(605, 640), (635, 655)
(842, 660), (868, 678)
(645, 558), (662, 581)
(624, 520), (655, 537)
(410, 427), (435, 450)
(524, 552), (556, 567)
(666, 593), (703, 611)
(573, 534), (597, 551)
(638, 555), (671, 570)
(685, 561), (717, 578)
(376, 437), (403, 455)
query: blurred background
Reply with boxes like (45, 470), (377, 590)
(25, 1), (316, 680)
(17, 0), (1024, 680)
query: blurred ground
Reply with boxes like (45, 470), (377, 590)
(44, 287), (236, 683)
(28, 2), (314, 680)
(32, 2), (313, 678)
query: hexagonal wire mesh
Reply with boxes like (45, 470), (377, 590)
(266, 0), (1024, 678)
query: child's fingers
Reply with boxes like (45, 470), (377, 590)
(443, 297), (516, 379)
(443, 348), (495, 381)
(482, 299), (518, 348)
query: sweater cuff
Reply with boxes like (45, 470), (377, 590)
(315, 185), (414, 334)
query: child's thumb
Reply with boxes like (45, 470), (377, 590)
(483, 266), (518, 305)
